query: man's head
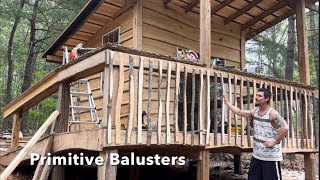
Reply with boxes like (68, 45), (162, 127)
(256, 88), (271, 106)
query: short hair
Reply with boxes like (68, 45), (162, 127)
(258, 88), (271, 104)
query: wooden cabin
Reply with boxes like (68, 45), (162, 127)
(1, 0), (319, 180)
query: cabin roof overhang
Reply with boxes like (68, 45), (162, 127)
(42, 0), (319, 64)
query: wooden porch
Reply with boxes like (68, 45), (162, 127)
(1, 45), (319, 179)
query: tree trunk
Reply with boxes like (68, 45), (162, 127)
(2, 0), (26, 132)
(285, 16), (295, 81)
(20, 0), (40, 133)
(310, 11), (319, 87)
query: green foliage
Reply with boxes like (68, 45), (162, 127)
(246, 13), (319, 87)
(0, 0), (88, 133)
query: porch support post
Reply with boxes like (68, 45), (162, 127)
(296, 1), (315, 179)
(200, 0), (211, 67)
(97, 149), (118, 180)
(240, 32), (246, 71)
(133, 0), (142, 49)
(50, 80), (70, 179)
(296, 0), (310, 84)
(53, 80), (70, 133)
(197, 150), (210, 180)
(11, 111), (22, 149)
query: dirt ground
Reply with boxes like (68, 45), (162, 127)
(211, 153), (319, 180)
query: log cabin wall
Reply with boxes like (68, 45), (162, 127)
(142, 0), (242, 68)
(69, 5), (135, 131)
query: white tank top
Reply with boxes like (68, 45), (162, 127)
(252, 107), (283, 161)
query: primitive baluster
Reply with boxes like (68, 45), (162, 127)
(206, 70), (211, 145)
(279, 86), (285, 148)
(285, 86), (290, 148)
(147, 60), (153, 145)
(183, 66), (188, 144)
(246, 79), (251, 147)
(234, 75), (238, 146)
(165, 62), (171, 145)
(307, 91), (313, 149)
(191, 69), (196, 145)
(220, 72), (224, 145)
(174, 63), (180, 143)
(199, 70), (204, 145)
(213, 72), (218, 146)
(275, 84), (278, 111)
(106, 51), (113, 144)
(312, 92), (319, 149)
(240, 77), (244, 147)
(295, 88), (299, 148)
(304, 90), (309, 148)
(115, 54), (124, 144)
(299, 89), (304, 148)
(289, 87), (294, 148)
(137, 57), (144, 144)
(269, 83), (273, 107)
(228, 73), (232, 145)
(157, 60), (162, 145)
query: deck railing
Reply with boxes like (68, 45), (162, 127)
(101, 50), (318, 151)
(3, 47), (318, 152)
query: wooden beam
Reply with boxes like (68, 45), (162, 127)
(241, 1), (288, 30)
(211, 0), (235, 15)
(296, 0), (310, 85)
(225, 0), (262, 25)
(185, 0), (199, 13)
(200, 0), (211, 67)
(247, 9), (295, 39)
(10, 111), (22, 149)
(32, 136), (53, 180)
(0, 111), (59, 180)
(46, 55), (63, 63)
(112, 3), (135, 20)
(133, 0), (142, 49)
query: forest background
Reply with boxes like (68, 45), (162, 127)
(0, 0), (318, 135)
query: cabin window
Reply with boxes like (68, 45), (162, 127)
(102, 27), (120, 45)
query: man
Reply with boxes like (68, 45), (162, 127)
(223, 88), (289, 180)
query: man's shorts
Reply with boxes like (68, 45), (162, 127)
(248, 157), (282, 180)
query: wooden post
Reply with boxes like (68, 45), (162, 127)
(11, 111), (22, 149)
(133, 0), (142, 49)
(53, 80), (70, 133)
(197, 150), (210, 180)
(296, 1), (315, 178)
(200, 0), (211, 67)
(97, 150), (118, 180)
(296, 0), (310, 85)
(304, 153), (316, 180)
(51, 80), (70, 180)
(240, 32), (246, 70)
